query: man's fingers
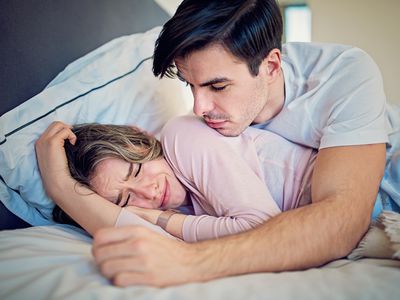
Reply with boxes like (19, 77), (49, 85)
(113, 272), (158, 287)
(92, 226), (157, 263)
(93, 226), (148, 248)
(99, 256), (146, 278)
(92, 226), (197, 287)
(93, 237), (142, 265)
(102, 260), (178, 287)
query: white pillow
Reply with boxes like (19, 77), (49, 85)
(0, 26), (192, 226)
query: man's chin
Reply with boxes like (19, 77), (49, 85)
(214, 127), (243, 137)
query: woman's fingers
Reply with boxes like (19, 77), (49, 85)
(35, 121), (77, 199)
(38, 121), (76, 145)
(41, 120), (70, 137)
(52, 126), (77, 146)
(36, 121), (76, 152)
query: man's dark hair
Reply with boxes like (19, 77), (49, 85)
(153, 0), (283, 78)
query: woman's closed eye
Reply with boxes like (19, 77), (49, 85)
(122, 193), (130, 207)
(117, 163), (141, 207)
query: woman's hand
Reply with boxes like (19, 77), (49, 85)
(35, 121), (77, 199)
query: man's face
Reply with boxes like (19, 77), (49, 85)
(175, 43), (275, 137)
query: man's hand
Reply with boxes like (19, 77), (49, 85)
(92, 226), (205, 287)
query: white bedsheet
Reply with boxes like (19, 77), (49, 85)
(0, 225), (399, 300)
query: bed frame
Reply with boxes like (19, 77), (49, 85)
(0, 0), (170, 230)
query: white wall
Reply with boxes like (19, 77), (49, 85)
(154, 0), (180, 16)
(307, 0), (400, 104)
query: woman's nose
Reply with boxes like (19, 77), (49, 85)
(131, 181), (159, 201)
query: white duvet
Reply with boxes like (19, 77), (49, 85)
(0, 225), (399, 300)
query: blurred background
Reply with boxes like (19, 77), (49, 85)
(156, 0), (400, 104)
(1, 0), (398, 113)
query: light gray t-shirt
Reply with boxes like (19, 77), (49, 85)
(255, 42), (389, 149)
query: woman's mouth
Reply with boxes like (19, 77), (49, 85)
(160, 177), (170, 208)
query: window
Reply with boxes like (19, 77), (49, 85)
(283, 4), (312, 42)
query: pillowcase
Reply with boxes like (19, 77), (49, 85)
(0, 26), (192, 226)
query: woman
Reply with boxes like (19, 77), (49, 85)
(37, 115), (317, 241)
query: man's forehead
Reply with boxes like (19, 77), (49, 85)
(174, 46), (247, 83)
(175, 58), (231, 83)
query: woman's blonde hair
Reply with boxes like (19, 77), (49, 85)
(65, 123), (163, 187)
(53, 123), (162, 227)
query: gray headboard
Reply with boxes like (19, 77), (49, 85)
(0, 0), (170, 229)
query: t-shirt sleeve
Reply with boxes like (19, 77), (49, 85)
(318, 48), (388, 148)
(161, 116), (281, 242)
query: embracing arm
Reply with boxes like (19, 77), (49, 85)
(202, 144), (386, 273)
(92, 143), (385, 286)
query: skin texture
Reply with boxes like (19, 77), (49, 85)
(36, 40), (386, 287)
(35, 121), (189, 239)
(35, 122), (122, 234)
(90, 157), (189, 239)
(175, 44), (285, 137)
(90, 157), (188, 210)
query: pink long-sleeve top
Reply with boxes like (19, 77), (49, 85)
(160, 115), (316, 242)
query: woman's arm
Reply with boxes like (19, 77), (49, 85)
(35, 121), (121, 236)
(125, 206), (186, 239)
(132, 206), (276, 242)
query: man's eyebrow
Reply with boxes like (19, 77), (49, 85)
(177, 72), (230, 87)
(199, 77), (229, 87)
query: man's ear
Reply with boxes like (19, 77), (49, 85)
(262, 48), (281, 82)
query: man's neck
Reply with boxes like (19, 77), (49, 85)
(253, 69), (285, 124)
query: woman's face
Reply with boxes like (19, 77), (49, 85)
(89, 157), (188, 210)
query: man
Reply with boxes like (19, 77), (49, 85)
(90, 0), (398, 287)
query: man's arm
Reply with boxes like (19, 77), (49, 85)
(92, 143), (386, 286)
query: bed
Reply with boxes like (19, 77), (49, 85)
(1, 1), (399, 299)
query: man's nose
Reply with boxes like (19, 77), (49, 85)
(192, 89), (214, 117)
